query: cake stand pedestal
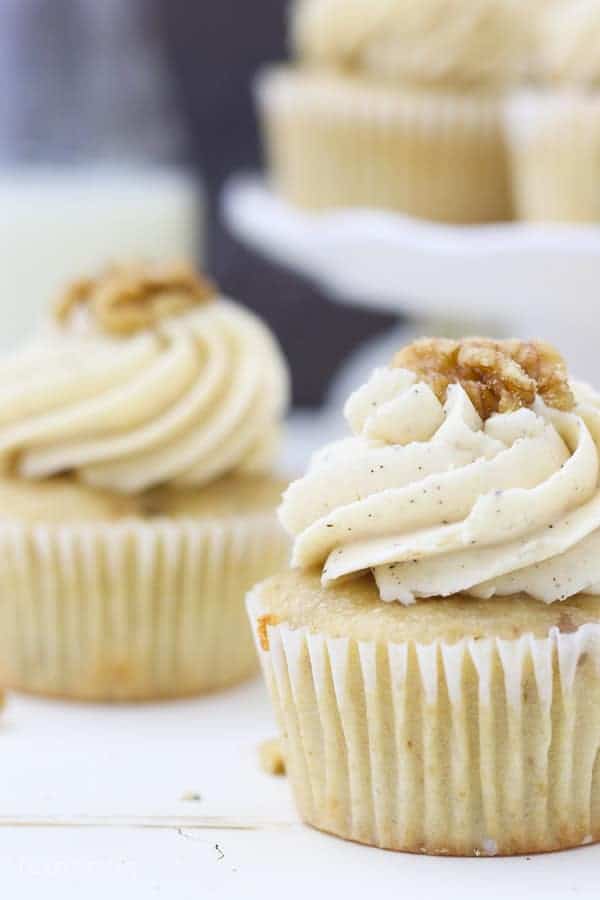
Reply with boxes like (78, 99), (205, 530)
(223, 175), (600, 384)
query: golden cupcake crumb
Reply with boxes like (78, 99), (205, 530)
(259, 738), (286, 776)
(558, 612), (579, 634)
(180, 790), (203, 803)
(393, 337), (574, 419)
(256, 614), (281, 652)
(55, 261), (216, 335)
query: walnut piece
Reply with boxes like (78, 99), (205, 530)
(259, 739), (286, 776)
(55, 261), (216, 335)
(392, 337), (574, 419)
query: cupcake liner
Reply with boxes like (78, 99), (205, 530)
(0, 514), (288, 701)
(257, 67), (512, 224)
(506, 91), (600, 222)
(248, 588), (600, 855)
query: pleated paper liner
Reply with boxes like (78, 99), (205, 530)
(506, 91), (600, 223)
(0, 514), (288, 701)
(257, 67), (512, 224)
(248, 588), (600, 856)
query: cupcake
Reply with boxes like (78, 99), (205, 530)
(0, 261), (290, 701)
(248, 336), (600, 855)
(258, 0), (529, 223)
(506, 0), (600, 222)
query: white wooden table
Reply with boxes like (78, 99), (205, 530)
(1, 677), (599, 899)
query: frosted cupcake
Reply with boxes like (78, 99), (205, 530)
(506, 0), (600, 222)
(258, 0), (528, 222)
(0, 262), (290, 701)
(249, 337), (600, 855)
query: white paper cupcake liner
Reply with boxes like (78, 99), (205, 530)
(0, 514), (288, 701)
(257, 67), (512, 224)
(506, 90), (600, 222)
(248, 588), (600, 855)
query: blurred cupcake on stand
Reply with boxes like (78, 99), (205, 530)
(258, 0), (529, 223)
(506, 0), (600, 223)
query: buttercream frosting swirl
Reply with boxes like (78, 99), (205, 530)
(292, 0), (528, 86)
(537, 0), (600, 88)
(0, 266), (289, 494)
(280, 339), (600, 605)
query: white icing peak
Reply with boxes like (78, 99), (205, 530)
(280, 364), (600, 605)
(0, 298), (289, 493)
(292, 0), (529, 86)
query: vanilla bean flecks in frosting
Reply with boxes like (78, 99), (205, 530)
(280, 338), (600, 605)
(0, 264), (289, 493)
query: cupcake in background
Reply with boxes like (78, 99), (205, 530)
(506, 0), (600, 222)
(0, 261), (290, 701)
(249, 336), (600, 855)
(258, 0), (529, 223)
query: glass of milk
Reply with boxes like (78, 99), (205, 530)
(0, 165), (204, 350)
(0, 0), (205, 349)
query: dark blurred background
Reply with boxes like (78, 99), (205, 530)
(159, 0), (397, 407)
(0, 0), (397, 406)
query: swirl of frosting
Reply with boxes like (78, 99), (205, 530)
(537, 0), (600, 88)
(280, 338), (600, 605)
(0, 265), (289, 493)
(292, 0), (528, 86)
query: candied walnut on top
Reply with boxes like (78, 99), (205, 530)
(54, 261), (216, 336)
(392, 337), (574, 419)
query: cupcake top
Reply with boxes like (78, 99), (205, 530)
(280, 337), (600, 606)
(0, 262), (289, 494)
(537, 0), (600, 88)
(291, 0), (529, 87)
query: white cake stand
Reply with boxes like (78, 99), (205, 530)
(223, 175), (600, 383)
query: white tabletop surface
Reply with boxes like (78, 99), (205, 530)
(1, 680), (599, 900)
(2, 419), (600, 898)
